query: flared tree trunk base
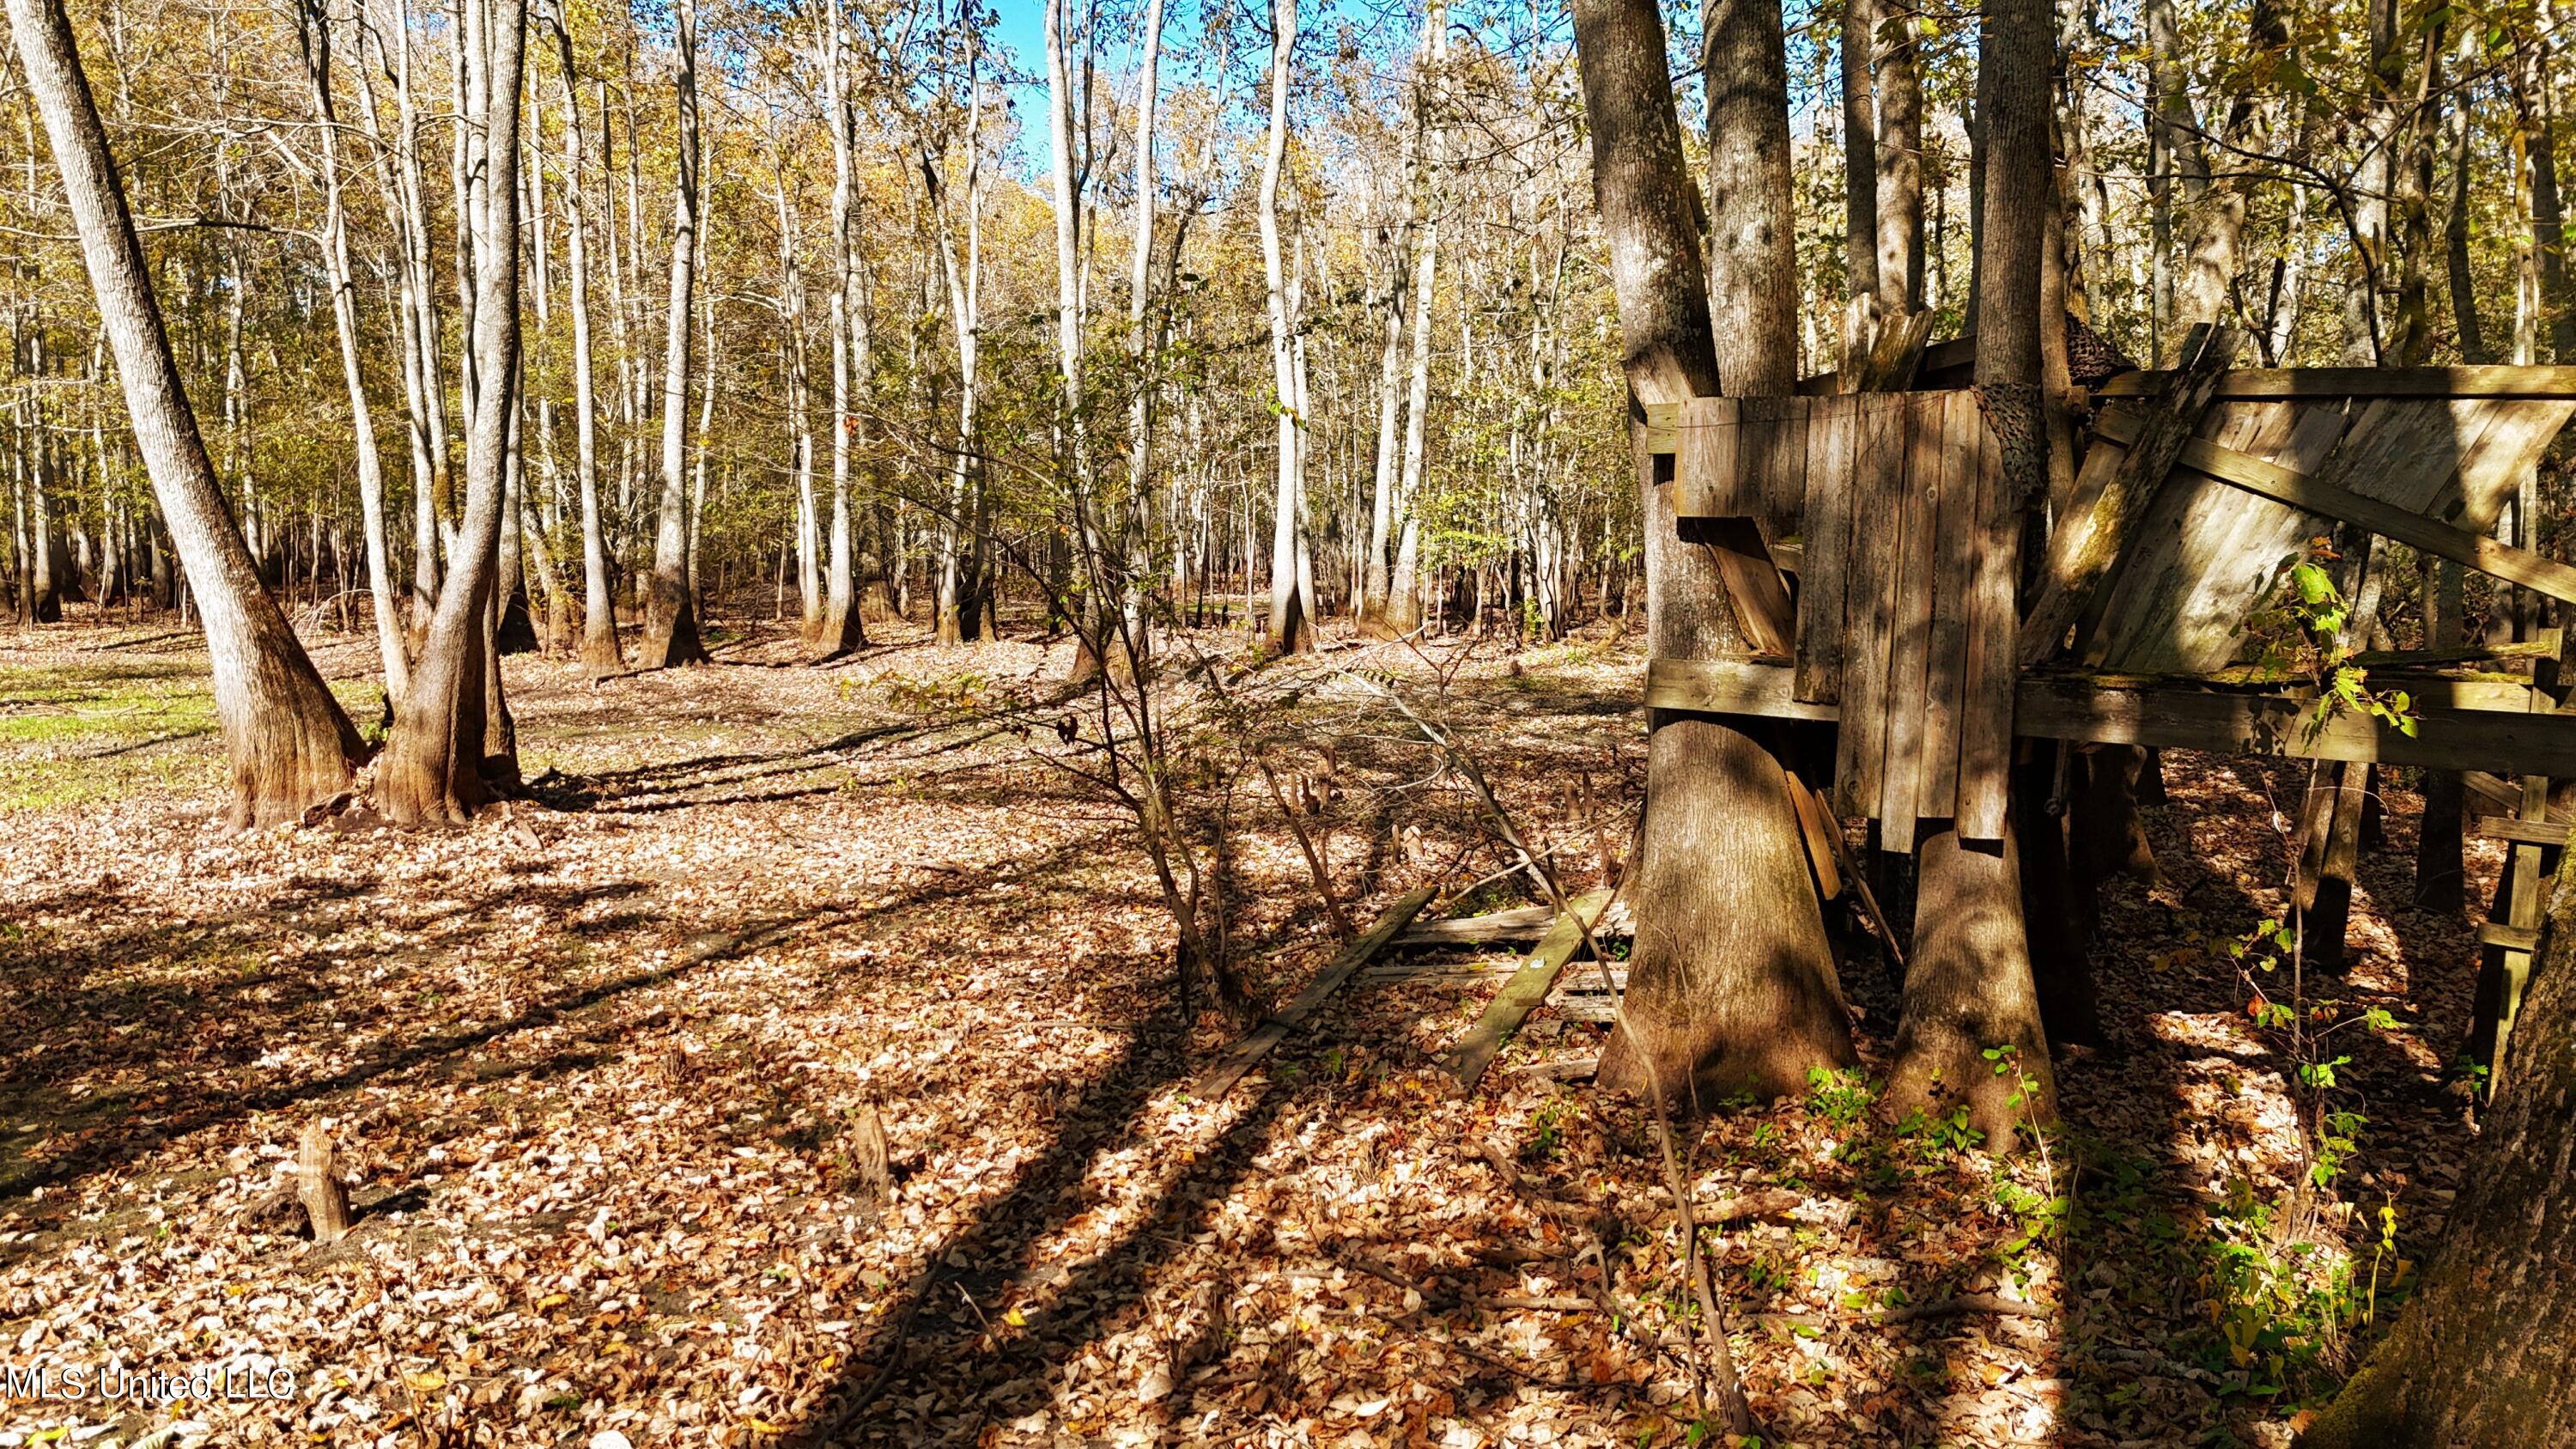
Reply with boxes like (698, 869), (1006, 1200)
(1595, 715), (1856, 1106)
(1886, 824), (2055, 1153)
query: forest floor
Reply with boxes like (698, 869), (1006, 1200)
(0, 605), (2501, 1449)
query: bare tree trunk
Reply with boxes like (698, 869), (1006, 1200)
(1386, 15), (1443, 641)
(1874, 0), (1923, 312)
(1259, 0), (1309, 651)
(547, 15), (621, 674)
(378, 0), (526, 825)
(637, 0), (707, 667)
(1573, 0), (1856, 1104)
(1887, 0), (2056, 1148)
(300, 0), (409, 702)
(817, 0), (868, 658)
(1839, 0), (1880, 357)
(8, 0), (362, 825)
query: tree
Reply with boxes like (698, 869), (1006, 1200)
(549, 11), (623, 674)
(816, 0), (869, 660)
(2301, 835), (2576, 1446)
(1258, 0), (1312, 652)
(5, 0), (365, 828)
(1883, 0), (2055, 1147)
(376, 0), (526, 824)
(1571, 0), (1856, 1104)
(636, 0), (708, 668)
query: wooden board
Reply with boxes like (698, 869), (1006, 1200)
(1672, 397), (1744, 520)
(2095, 366), (2576, 399)
(1795, 396), (1857, 703)
(1644, 657), (2576, 776)
(2081, 393), (2575, 672)
(1438, 890), (1613, 1091)
(1917, 391), (1976, 821)
(1957, 401), (2014, 840)
(1193, 887), (1437, 1098)
(1833, 395), (1910, 814)
(1875, 393), (1945, 850)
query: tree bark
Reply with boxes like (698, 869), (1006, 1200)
(2301, 829), (2576, 1447)
(637, 0), (707, 668)
(548, 15), (622, 674)
(7, 0), (363, 826)
(1888, 0), (2055, 1144)
(1574, 0), (1856, 1105)
(377, 0), (526, 825)
(1874, 0), (1923, 313)
(1259, 0), (1311, 651)
(817, 0), (868, 658)
(302, 3), (409, 702)
(1839, 0), (1880, 358)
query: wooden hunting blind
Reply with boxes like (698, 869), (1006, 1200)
(1635, 332), (2576, 1076)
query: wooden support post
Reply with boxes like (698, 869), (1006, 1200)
(297, 1121), (352, 1245)
(1438, 889), (1613, 1092)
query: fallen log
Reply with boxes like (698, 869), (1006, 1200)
(1438, 889), (1613, 1091)
(1192, 886), (1437, 1098)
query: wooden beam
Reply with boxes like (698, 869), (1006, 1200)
(2097, 365), (2576, 399)
(2474, 814), (2571, 846)
(1438, 890), (1614, 1092)
(2093, 406), (2576, 607)
(2014, 677), (2576, 775)
(1645, 655), (2576, 776)
(1193, 887), (1437, 1098)
(2478, 922), (2542, 953)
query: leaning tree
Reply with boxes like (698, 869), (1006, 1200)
(5, 0), (365, 827)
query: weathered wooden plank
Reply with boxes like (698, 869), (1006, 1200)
(1833, 395), (1911, 814)
(1876, 394), (1946, 849)
(2014, 679), (2576, 775)
(2020, 325), (2236, 665)
(1648, 659), (2576, 775)
(1439, 889), (1615, 1091)
(1917, 392), (1978, 821)
(2474, 814), (2573, 847)
(2080, 398), (2354, 670)
(2093, 406), (2576, 606)
(1795, 396), (1857, 703)
(2478, 922), (2541, 953)
(1645, 657), (1836, 721)
(1672, 397), (1745, 517)
(1957, 396), (2014, 840)
(1193, 886), (1438, 1098)
(2096, 366), (2576, 399)
(1643, 400), (1683, 455)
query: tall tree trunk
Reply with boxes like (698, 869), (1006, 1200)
(2302, 833), (2576, 1446)
(378, 0), (526, 824)
(817, 0), (868, 658)
(1573, 0), (1856, 1104)
(637, 0), (707, 667)
(1840, 0), (1880, 357)
(1387, 14), (1443, 640)
(300, 0), (410, 703)
(1887, 0), (2056, 1148)
(1259, 0), (1310, 651)
(7, 0), (363, 825)
(548, 15), (621, 673)
(1874, 0), (1923, 313)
